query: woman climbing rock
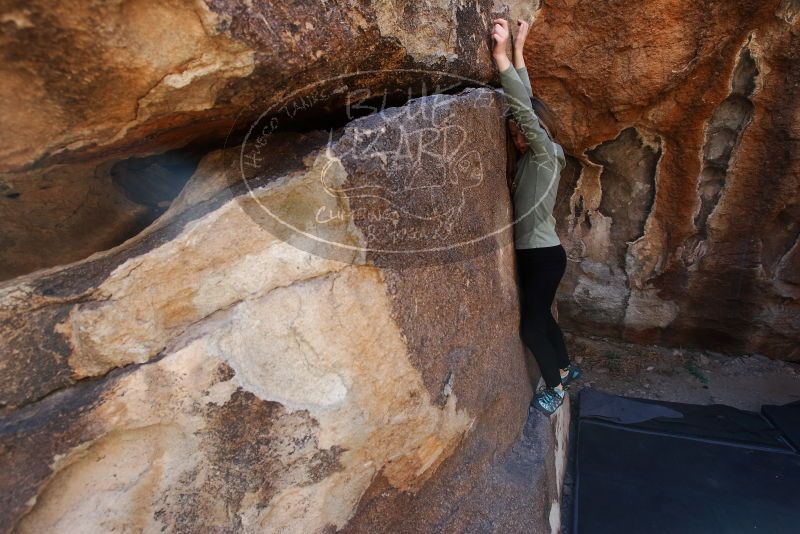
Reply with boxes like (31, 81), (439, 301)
(491, 18), (581, 416)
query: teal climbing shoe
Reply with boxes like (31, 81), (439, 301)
(561, 365), (582, 388)
(531, 387), (565, 416)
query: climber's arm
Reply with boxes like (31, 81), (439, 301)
(492, 19), (551, 156)
(513, 18), (534, 97)
(515, 67), (534, 99)
(497, 65), (550, 155)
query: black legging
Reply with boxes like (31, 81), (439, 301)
(517, 244), (571, 389)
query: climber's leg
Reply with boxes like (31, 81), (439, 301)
(546, 313), (571, 370)
(520, 295), (563, 388)
(517, 245), (569, 390)
(534, 244), (572, 371)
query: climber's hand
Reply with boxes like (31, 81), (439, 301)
(491, 19), (510, 58)
(515, 18), (530, 45)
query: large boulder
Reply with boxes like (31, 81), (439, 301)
(0, 89), (569, 533)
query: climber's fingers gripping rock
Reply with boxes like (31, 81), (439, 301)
(491, 18), (510, 54)
(516, 18), (530, 45)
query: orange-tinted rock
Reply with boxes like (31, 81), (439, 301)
(523, 0), (800, 360)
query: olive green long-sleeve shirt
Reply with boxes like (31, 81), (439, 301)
(499, 65), (565, 249)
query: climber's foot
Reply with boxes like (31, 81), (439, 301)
(531, 387), (565, 416)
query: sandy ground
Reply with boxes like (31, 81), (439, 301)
(556, 333), (800, 534)
(563, 333), (800, 410)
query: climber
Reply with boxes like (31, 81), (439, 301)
(490, 18), (581, 416)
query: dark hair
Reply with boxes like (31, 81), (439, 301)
(530, 96), (559, 140)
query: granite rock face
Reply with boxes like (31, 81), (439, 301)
(525, 0), (800, 360)
(0, 89), (568, 533)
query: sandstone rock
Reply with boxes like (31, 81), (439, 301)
(342, 396), (571, 534)
(0, 89), (567, 533)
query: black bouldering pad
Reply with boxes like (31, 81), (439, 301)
(574, 390), (800, 534)
(763, 401), (800, 451)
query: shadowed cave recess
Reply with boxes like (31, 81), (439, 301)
(0, 0), (799, 533)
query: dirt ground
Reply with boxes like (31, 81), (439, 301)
(562, 333), (800, 410)
(557, 333), (800, 534)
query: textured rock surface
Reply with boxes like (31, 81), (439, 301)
(3, 0), (798, 531)
(3, 0), (797, 361)
(343, 395), (571, 534)
(522, 0), (800, 360)
(0, 89), (568, 533)
(0, 0), (535, 280)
